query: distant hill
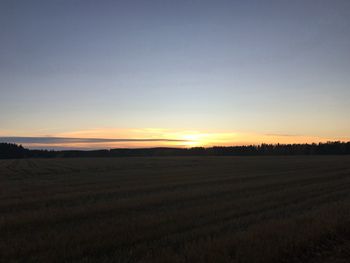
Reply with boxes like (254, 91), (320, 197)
(1, 141), (350, 159)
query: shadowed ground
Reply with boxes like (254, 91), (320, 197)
(0, 156), (350, 262)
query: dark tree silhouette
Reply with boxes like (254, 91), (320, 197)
(0, 141), (350, 159)
(0, 143), (30, 159)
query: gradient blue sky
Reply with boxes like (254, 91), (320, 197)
(1, 0), (349, 148)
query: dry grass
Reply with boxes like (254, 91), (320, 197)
(0, 156), (350, 262)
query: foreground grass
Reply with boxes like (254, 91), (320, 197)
(0, 156), (350, 262)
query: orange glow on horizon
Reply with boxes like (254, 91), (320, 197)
(5, 128), (348, 150)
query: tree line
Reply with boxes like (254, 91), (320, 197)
(1, 141), (350, 159)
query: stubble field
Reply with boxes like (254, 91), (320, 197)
(1, 156), (350, 262)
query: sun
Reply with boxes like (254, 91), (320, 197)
(181, 133), (208, 147)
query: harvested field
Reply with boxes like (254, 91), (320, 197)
(0, 156), (350, 262)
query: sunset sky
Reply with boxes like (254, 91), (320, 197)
(1, 0), (350, 149)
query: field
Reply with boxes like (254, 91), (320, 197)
(1, 156), (350, 263)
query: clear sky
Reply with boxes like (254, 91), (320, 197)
(1, 0), (349, 149)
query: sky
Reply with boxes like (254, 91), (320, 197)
(1, 0), (350, 149)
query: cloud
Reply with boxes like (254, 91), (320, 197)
(264, 133), (298, 137)
(0, 137), (185, 144)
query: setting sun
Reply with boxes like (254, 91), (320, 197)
(180, 133), (207, 147)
